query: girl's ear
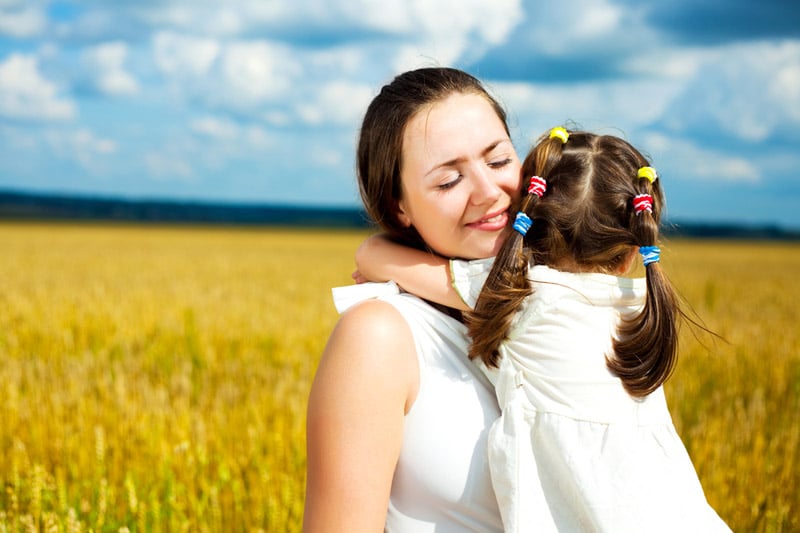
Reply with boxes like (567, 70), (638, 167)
(615, 246), (638, 275)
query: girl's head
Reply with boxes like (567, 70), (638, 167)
(470, 127), (679, 398)
(518, 129), (664, 271)
(357, 67), (521, 259)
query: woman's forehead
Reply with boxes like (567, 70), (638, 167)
(402, 93), (509, 174)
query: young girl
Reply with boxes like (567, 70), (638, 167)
(354, 127), (731, 532)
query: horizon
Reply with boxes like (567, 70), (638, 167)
(3, 188), (800, 236)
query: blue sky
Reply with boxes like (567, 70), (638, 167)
(1, 1), (799, 229)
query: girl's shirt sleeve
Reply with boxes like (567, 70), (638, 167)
(449, 257), (495, 309)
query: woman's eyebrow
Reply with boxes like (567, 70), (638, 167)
(423, 139), (511, 178)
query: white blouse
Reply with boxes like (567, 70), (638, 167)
(451, 262), (731, 532)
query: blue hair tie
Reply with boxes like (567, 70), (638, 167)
(513, 212), (532, 236)
(639, 245), (661, 266)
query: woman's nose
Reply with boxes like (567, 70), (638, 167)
(469, 166), (502, 205)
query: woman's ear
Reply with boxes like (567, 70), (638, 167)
(396, 199), (412, 227)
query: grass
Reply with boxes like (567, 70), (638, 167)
(662, 239), (800, 531)
(0, 222), (797, 531)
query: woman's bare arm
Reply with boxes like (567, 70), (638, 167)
(354, 235), (469, 311)
(304, 299), (418, 532)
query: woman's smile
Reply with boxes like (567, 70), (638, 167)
(467, 208), (509, 231)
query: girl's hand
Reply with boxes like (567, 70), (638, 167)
(352, 270), (369, 284)
(354, 233), (470, 311)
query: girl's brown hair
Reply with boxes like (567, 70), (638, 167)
(356, 67), (510, 249)
(467, 129), (679, 398)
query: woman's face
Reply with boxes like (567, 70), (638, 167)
(398, 92), (521, 259)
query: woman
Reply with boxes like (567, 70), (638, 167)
(303, 67), (522, 531)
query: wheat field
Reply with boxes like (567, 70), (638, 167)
(0, 222), (797, 532)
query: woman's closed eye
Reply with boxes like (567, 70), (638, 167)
(437, 174), (463, 191)
(488, 157), (513, 169)
(435, 155), (512, 191)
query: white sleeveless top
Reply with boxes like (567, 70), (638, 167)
(332, 282), (503, 532)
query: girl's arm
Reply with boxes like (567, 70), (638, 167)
(354, 234), (470, 311)
(304, 299), (418, 531)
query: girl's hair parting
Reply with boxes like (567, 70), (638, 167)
(466, 128), (680, 398)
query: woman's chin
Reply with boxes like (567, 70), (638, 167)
(466, 230), (510, 260)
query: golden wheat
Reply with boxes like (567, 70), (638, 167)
(0, 223), (797, 531)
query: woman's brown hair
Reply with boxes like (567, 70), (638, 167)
(356, 67), (510, 249)
(467, 129), (680, 398)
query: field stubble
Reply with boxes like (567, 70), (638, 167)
(0, 223), (797, 531)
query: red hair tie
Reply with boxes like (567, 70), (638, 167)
(527, 176), (547, 197)
(633, 194), (653, 214)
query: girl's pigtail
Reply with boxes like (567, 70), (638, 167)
(467, 129), (567, 367)
(467, 187), (537, 367)
(609, 166), (680, 397)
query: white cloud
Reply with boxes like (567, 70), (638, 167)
(492, 80), (762, 186)
(663, 41), (800, 141)
(622, 47), (713, 82)
(493, 42), (800, 150)
(642, 133), (760, 183)
(296, 80), (374, 126)
(492, 78), (685, 138)
(0, 124), (37, 150)
(519, 0), (648, 56)
(131, 2), (524, 129)
(153, 31), (220, 77)
(190, 116), (240, 140)
(306, 1), (409, 33)
(393, 42), (466, 73)
(154, 33), (300, 110)
(41, 127), (117, 175)
(768, 43), (800, 123)
(213, 40), (301, 107)
(0, 53), (75, 120)
(570, 2), (624, 39)
(144, 152), (194, 181)
(693, 158), (760, 183)
(410, 0), (521, 43)
(144, 0), (522, 90)
(242, 125), (274, 148)
(0, 5), (46, 37)
(395, 0), (522, 67)
(307, 46), (371, 77)
(310, 145), (345, 168)
(45, 128), (116, 155)
(142, 4), (243, 36)
(263, 110), (292, 127)
(190, 115), (276, 156)
(85, 41), (140, 96)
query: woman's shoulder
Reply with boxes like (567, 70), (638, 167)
(332, 298), (418, 361)
(318, 298), (420, 414)
(338, 297), (413, 339)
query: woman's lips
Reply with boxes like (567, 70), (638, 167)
(466, 209), (509, 231)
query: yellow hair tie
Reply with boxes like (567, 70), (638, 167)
(549, 126), (569, 144)
(637, 166), (658, 183)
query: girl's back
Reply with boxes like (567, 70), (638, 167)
(482, 265), (729, 532)
(495, 265), (666, 422)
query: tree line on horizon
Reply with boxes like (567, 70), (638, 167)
(0, 189), (798, 240)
